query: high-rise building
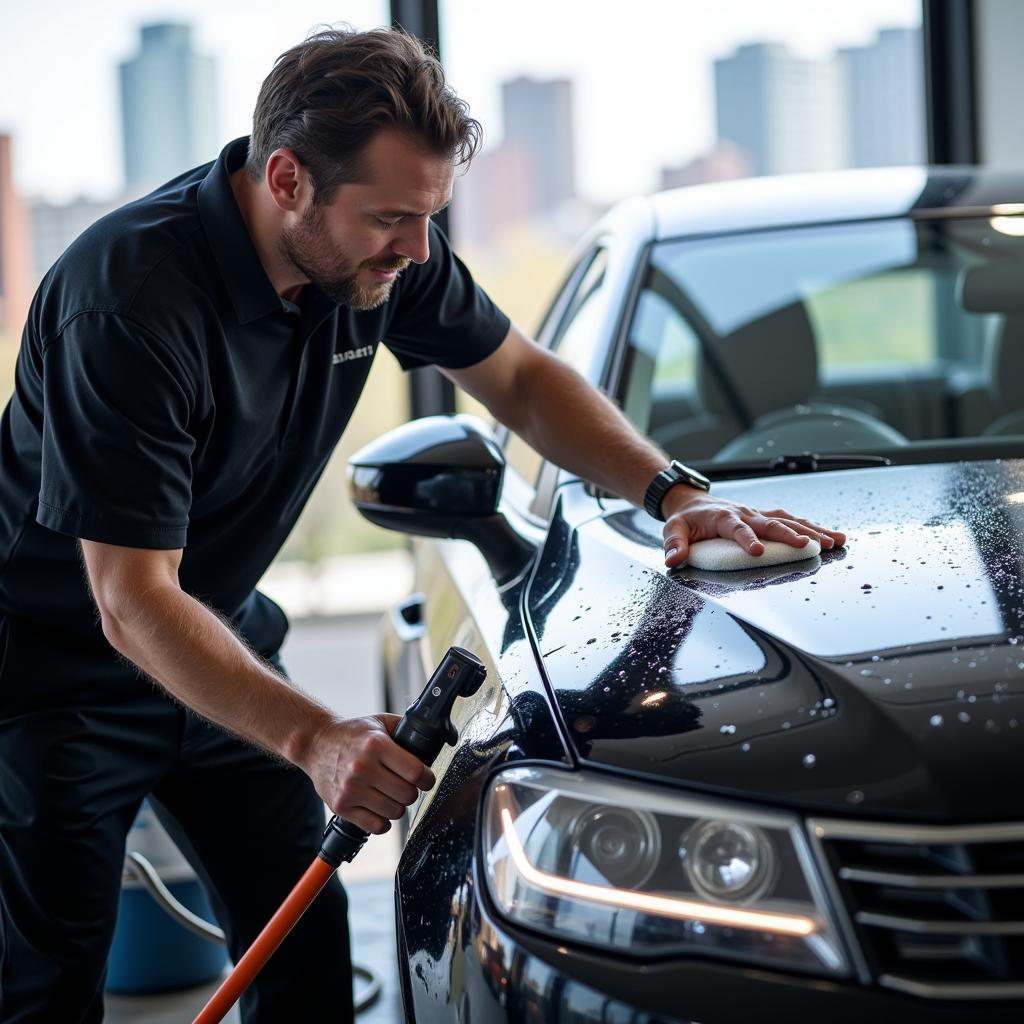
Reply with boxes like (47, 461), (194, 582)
(714, 43), (846, 176)
(501, 76), (576, 214)
(840, 28), (924, 168)
(0, 135), (33, 337)
(119, 23), (218, 191)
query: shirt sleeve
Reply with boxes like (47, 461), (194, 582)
(36, 310), (196, 549)
(383, 221), (511, 371)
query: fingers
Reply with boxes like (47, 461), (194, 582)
(340, 808), (392, 836)
(331, 774), (408, 835)
(319, 717), (437, 833)
(748, 516), (812, 549)
(730, 518), (767, 555)
(662, 518), (692, 568)
(760, 510), (846, 548)
(661, 496), (845, 566)
(375, 713), (437, 791)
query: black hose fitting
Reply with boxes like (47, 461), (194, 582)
(318, 646), (486, 868)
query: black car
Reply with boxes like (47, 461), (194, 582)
(348, 167), (1024, 1023)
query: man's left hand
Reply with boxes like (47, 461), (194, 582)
(661, 487), (847, 568)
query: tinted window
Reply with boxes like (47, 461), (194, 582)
(619, 217), (1023, 463)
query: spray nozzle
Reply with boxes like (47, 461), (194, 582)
(392, 646), (486, 760)
(319, 646), (486, 867)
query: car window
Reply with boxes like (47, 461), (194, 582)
(504, 247), (610, 497)
(622, 288), (701, 435)
(549, 247), (609, 371)
(805, 268), (937, 371)
(617, 216), (1022, 464)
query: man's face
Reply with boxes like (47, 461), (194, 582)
(280, 130), (454, 310)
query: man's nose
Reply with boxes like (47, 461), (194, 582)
(393, 218), (431, 265)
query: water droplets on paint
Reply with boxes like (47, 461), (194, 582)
(846, 790), (865, 805)
(802, 754), (816, 768)
(929, 714), (944, 727)
(720, 724), (736, 735)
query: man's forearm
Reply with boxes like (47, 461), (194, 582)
(512, 353), (677, 506)
(461, 329), (845, 564)
(103, 583), (334, 770)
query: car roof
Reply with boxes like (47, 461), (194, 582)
(645, 166), (1024, 241)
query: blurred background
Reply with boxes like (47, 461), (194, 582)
(0, 0), (924, 582)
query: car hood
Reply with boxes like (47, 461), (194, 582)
(526, 460), (1024, 821)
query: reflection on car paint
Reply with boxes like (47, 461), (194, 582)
(521, 469), (1023, 820)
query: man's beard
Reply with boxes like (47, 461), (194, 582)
(280, 206), (409, 311)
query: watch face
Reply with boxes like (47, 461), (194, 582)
(671, 461), (711, 491)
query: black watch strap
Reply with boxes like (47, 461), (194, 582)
(643, 460), (711, 521)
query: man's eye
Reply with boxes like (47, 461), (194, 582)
(376, 217), (400, 229)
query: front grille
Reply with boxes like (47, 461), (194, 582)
(810, 818), (1024, 1000)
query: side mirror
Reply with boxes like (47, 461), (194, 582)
(348, 415), (535, 584)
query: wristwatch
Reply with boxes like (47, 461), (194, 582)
(643, 460), (711, 521)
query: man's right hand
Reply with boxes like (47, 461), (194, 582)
(80, 539), (435, 831)
(302, 714), (436, 835)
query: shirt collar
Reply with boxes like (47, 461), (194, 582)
(197, 136), (295, 325)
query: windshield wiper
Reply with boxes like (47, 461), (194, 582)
(703, 452), (892, 481)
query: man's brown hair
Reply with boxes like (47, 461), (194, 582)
(247, 26), (482, 204)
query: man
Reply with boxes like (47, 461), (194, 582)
(0, 26), (844, 1023)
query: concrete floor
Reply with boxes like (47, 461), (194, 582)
(105, 877), (402, 1023)
(105, 612), (405, 1023)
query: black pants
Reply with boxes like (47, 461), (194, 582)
(0, 615), (354, 1023)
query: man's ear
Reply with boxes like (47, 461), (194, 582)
(265, 148), (312, 213)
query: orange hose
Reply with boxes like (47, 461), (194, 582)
(193, 854), (337, 1024)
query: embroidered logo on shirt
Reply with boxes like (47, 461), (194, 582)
(332, 343), (375, 365)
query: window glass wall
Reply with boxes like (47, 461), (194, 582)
(0, 2), (928, 561)
(0, 1), (406, 563)
(441, 0), (923, 338)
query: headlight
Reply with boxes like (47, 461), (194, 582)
(482, 767), (850, 975)
(683, 820), (774, 902)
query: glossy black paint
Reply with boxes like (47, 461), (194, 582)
(365, 165), (1024, 1022)
(388, 463), (1024, 1022)
(529, 461), (1024, 820)
(348, 415), (534, 582)
(389, 552), (574, 1023)
(349, 414), (504, 517)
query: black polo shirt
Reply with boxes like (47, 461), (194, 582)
(0, 137), (509, 660)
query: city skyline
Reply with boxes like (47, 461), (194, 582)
(0, 0), (919, 204)
(714, 28), (924, 177)
(2, 18), (929, 332)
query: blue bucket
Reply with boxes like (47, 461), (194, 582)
(106, 803), (228, 994)
(106, 876), (228, 993)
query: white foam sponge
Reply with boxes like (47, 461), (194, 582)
(686, 537), (821, 571)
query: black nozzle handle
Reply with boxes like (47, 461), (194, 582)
(319, 646), (486, 867)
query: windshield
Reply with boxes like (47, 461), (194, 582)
(618, 215), (1024, 465)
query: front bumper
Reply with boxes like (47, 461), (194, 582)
(398, 873), (1024, 1024)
